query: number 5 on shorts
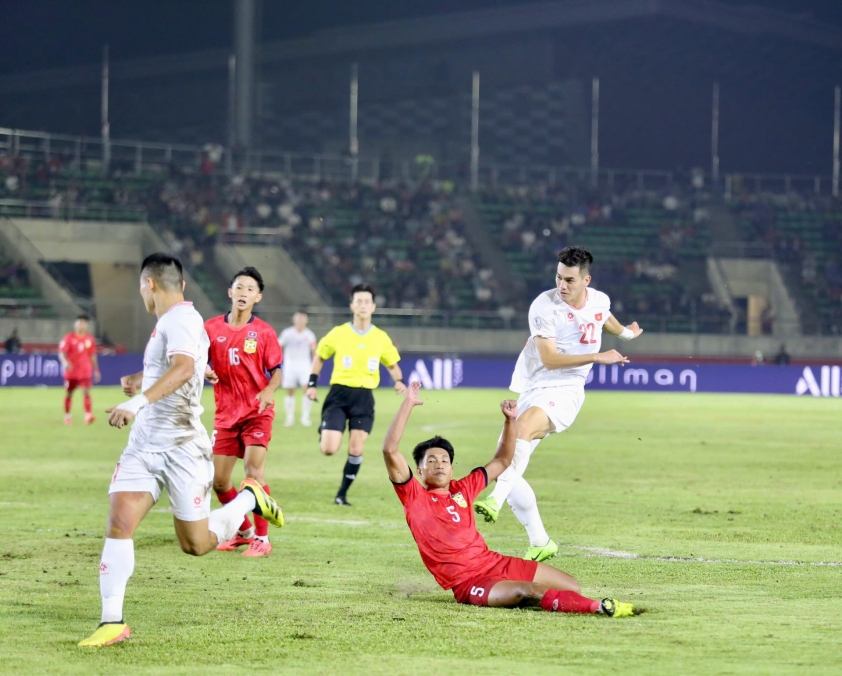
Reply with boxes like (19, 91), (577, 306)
(211, 430), (217, 447)
(470, 586), (485, 598)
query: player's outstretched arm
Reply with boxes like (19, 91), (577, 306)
(107, 355), (195, 428)
(484, 400), (518, 482)
(381, 381), (422, 484)
(602, 315), (643, 340)
(535, 337), (630, 368)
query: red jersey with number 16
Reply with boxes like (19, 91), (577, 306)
(394, 468), (499, 590)
(205, 314), (283, 429)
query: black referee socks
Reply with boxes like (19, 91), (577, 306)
(336, 454), (363, 502)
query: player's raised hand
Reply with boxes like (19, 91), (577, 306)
(105, 406), (135, 429)
(204, 366), (219, 384)
(500, 399), (518, 420)
(626, 321), (644, 338)
(405, 380), (423, 406)
(255, 388), (275, 413)
(121, 374), (138, 396)
(595, 349), (630, 366)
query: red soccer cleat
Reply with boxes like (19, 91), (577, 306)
(242, 539), (272, 557)
(216, 533), (254, 551)
(85, 413), (96, 425)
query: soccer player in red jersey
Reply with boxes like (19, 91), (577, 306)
(204, 267), (283, 557)
(382, 381), (637, 617)
(58, 314), (101, 425)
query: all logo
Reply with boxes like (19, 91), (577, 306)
(451, 492), (468, 508)
(243, 338), (258, 354)
(217, 336), (226, 342)
(253, 431), (264, 438)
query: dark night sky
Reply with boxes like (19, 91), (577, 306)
(1, 0), (841, 75)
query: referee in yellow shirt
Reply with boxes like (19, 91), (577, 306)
(307, 284), (406, 505)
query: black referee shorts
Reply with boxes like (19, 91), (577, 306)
(320, 384), (375, 435)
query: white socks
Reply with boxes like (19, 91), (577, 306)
(301, 395), (312, 422)
(208, 490), (257, 543)
(284, 395), (295, 422)
(506, 477), (550, 547)
(100, 538), (135, 623)
(489, 438), (540, 505)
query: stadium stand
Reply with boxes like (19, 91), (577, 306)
(730, 191), (842, 334)
(0, 247), (53, 318)
(476, 182), (730, 332)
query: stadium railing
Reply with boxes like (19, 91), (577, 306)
(2, 126), (834, 196)
(0, 199), (147, 222)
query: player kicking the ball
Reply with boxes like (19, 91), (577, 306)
(78, 254), (283, 648)
(474, 246), (642, 562)
(205, 266), (283, 557)
(384, 381), (636, 616)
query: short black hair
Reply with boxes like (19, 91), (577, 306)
(558, 246), (593, 275)
(412, 435), (455, 467)
(76, 314), (90, 322)
(294, 309), (309, 316)
(141, 253), (184, 291)
(230, 266), (265, 292)
(350, 283), (375, 301)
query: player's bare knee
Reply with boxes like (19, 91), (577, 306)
(212, 477), (232, 493)
(320, 443), (338, 455)
(178, 540), (207, 556)
(106, 514), (135, 539)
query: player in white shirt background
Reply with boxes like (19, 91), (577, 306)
(278, 310), (317, 427)
(79, 253), (283, 648)
(474, 246), (643, 562)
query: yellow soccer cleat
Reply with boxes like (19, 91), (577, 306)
(240, 479), (284, 528)
(78, 622), (131, 647)
(600, 598), (636, 618)
(525, 539), (559, 562)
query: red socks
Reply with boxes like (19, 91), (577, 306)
(254, 485), (270, 537)
(540, 590), (600, 614)
(64, 396), (72, 414)
(83, 394), (92, 414)
(215, 486), (252, 533)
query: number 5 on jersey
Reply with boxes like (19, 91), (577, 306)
(446, 505), (461, 522)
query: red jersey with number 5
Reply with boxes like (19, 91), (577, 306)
(393, 468), (498, 590)
(205, 314), (283, 428)
(58, 332), (96, 380)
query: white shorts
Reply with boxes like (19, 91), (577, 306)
(517, 385), (585, 434)
(108, 436), (214, 521)
(282, 362), (310, 389)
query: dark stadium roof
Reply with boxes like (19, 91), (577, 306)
(1, 0), (841, 93)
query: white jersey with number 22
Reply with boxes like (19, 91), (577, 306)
(510, 287), (612, 394)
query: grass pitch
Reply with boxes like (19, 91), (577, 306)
(0, 386), (840, 675)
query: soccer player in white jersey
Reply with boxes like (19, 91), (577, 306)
(278, 310), (317, 426)
(78, 253), (283, 648)
(474, 246), (642, 562)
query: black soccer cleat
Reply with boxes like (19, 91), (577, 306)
(334, 495), (352, 506)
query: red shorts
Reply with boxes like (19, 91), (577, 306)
(64, 378), (92, 391)
(212, 416), (273, 458)
(451, 554), (539, 606)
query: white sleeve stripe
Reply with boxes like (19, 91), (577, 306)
(167, 349), (197, 358)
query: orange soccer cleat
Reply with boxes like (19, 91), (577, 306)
(242, 539), (272, 557)
(216, 533), (254, 551)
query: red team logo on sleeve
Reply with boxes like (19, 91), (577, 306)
(595, 313), (603, 322)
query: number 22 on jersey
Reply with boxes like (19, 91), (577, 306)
(579, 322), (597, 344)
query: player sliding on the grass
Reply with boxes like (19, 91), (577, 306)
(383, 381), (636, 616)
(474, 246), (642, 562)
(78, 253), (284, 648)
